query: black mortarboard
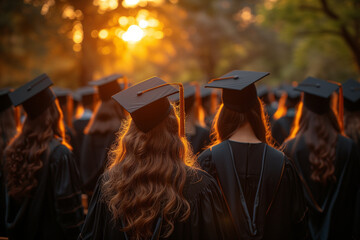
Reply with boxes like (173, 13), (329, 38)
(53, 87), (72, 105)
(112, 77), (179, 133)
(169, 84), (196, 113)
(76, 86), (97, 105)
(342, 79), (360, 111)
(9, 73), (55, 119)
(90, 74), (123, 101)
(0, 88), (13, 112)
(295, 77), (339, 114)
(205, 70), (270, 112)
(200, 87), (213, 99)
(283, 85), (301, 100)
(256, 85), (269, 98)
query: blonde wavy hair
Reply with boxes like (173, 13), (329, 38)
(102, 105), (195, 239)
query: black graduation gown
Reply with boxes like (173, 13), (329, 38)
(5, 142), (84, 240)
(271, 114), (295, 146)
(78, 169), (237, 240)
(283, 135), (360, 240)
(198, 140), (308, 240)
(79, 131), (117, 194)
(186, 125), (210, 155)
(73, 117), (91, 163)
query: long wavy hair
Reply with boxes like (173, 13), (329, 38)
(289, 105), (341, 184)
(5, 100), (69, 199)
(84, 99), (126, 135)
(102, 105), (195, 239)
(0, 107), (18, 159)
(344, 110), (360, 146)
(210, 97), (273, 146)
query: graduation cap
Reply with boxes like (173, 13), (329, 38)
(256, 85), (270, 98)
(295, 77), (339, 114)
(9, 73), (55, 119)
(205, 70), (270, 113)
(169, 84), (197, 113)
(112, 77), (185, 135)
(53, 87), (73, 105)
(0, 88), (13, 112)
(342, 79), (360, 111)
(90, 74), (124, 101)
(200, 86), (213, 99)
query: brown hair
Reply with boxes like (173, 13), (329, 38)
(102, 105), (194, 239)
(84, 99), (126, 135)
(292, 105), (341, 184)
(344, 110), (360, 146)
(5, 100), (69, 199)
(211, 97), (273, 146)
(0, 107), (18, 159)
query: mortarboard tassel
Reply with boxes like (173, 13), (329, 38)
(123, 76), (128, 90)
(329, 81), (344, 134)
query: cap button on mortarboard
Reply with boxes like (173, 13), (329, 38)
(137, 91), (143, 96)
(316, 83), (320, 88)
(234, 75), (239, 79)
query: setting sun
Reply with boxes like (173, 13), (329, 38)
(122, 25), (144, 42)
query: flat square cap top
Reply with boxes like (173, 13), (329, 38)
(89, 74), (123, 86)
(112, 77), (178, 114)
(295, 77), (339, 99)
(205, 70), (269, 91)
(9, 73), (53, 106)
(342, 79), (360, 103)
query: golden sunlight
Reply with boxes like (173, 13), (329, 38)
(122, 25), (144, 42)
(122, 0), (140, 8)
(99, 29), (109, 39)
(93, 0), (119, 13)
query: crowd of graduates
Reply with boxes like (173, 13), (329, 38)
(0, 70), (359, 240)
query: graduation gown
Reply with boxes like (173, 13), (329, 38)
(78, 169), (237, 240)
(5, 141), (84, 240)
(283, 135), (360, 240)
(73, 112), (91, 163)
(198, 140), (307, 240)
(186, 125), (210, 155)
(79, 131), (117, 194)
(271, 109), (295, 146)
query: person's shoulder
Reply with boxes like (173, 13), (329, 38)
(197, 147), (212, 161)
(195, 125), (210, 135)
(337, 134), (356, 147)
(49, 141), (74, 164)
(183, 167), (218, 201)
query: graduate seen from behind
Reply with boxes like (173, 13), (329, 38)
(282, 77), (360, 240)
(4, 74), (84, 240)
(79, 74), (127, 196)
(0, 89), (19, 237)
(79, 77), (237, 240)
(197, 70), (308, 240)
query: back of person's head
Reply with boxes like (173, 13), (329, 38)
(5, 100), (67, 199)
(204, 70), (272, 146)
(103, 77), (195, 239)
(84, 99), (126, 135)
(212, 99), (271, 145)
(287, 77), (342, 184)
(103, 105), (194, 239)
(297, 105), (340, 184)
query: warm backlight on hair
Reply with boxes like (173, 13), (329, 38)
(122, 25), (144, 42)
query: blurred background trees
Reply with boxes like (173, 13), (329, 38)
(0, 0), (359, 88)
